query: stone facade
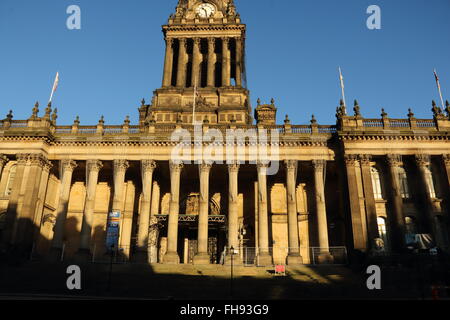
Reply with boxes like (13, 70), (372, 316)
(0, 0), (450, 265)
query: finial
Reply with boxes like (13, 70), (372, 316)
(270, 98), (275, 105)
(432, 100), (442, 117)
(432, 100), (437, 107)
(74, 115), (80, 125)
(284, 114), (290, 125)
(407, 108), (415, 119)
(339, 99), (344, 107)
(98, 115), (104, 125)
(353, 100), (361, 116)
(45, 102), (52, 116)
(51, 108), (58, 122)
(32, 101), (39, 118)
(257, 98), (261, 106)
(6, 110), (13, 121)
(381, 108), (387, 118)
(141, 98), (145, 106)
(124, 115), (130, 125)
(310, 114), (317, 125)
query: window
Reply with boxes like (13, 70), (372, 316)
(398, 167), (410, 199)
(377, 217), (388, 248)
(424, 166), (437, 198)
(4, 165), (16, 196)
(370, 167), (383, 199)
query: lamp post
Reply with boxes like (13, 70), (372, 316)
(230, 246), (234, 299)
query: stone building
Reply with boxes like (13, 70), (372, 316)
(0, 0), (449, 266)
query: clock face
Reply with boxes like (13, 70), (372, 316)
(196, 3), (216, 18)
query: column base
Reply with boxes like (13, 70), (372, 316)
(47, 247), (63, 263)
(133, 250), (148, 263)
(224, 254), (241, 266)
(257, 253), (273, 267)
(286, 254), (303, 265)
(74, 248), (92, 263)
(163, 251), (180, 264)
(317, 252), (334, 264)
(193, 253), (210, 265)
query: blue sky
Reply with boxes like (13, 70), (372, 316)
(0, 0), (449, 126)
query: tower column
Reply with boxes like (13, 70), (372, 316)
(312, 160), (333, 263)
(207, 38), (216, 87)
(344, 154), (366, 251)
(176, 38), (187, 87)
(162, 38), (174, 87)
(221, 37), (230, 87)
(359, 155), (380, 250)
(225, 162), (239, 263)
(191, 38), (201, 87)
(386, 154), (406, 251)
(256, 162), (273, 266)
(136, 160), (156, 261)
(194, 162), (212, 265)
(112, 160), (129, 212)
(415, 154), (437, 238)
(2, 154), (28, 246)
(50, 160), (77, 258)
(285, 160), (302, 265)
(235, 37), (243, 87)
(78, 160), (103, 255)
(164, 161), (183, 264)
(0, 155), (8, 179)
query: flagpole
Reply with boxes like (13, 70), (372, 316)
(434, 69), (445, 110)
(339, 67), (347, 114)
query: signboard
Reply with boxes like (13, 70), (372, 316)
(106, 211), (121, 250)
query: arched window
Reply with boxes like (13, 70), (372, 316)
(377, 217), (388, 248)
(397, 167), (410, 199)
(370, 167), (383, 199)
(405, 216), (417, 234)
(4, 165), (16, 196)
(424, 166), (437, 198)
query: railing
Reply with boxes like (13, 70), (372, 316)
(363, 119), (383, 128)
(389, 119), (410, 128)
(416, 120), (436, 128)
(291, 125), (312, 134)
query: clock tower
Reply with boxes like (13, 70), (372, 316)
(140, 0), (252, 125)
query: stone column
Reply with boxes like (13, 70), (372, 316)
(32, 159), (52, 249)
(112, 160), (129, 212)
(2, 154), (28, 246)
(256, 162), (273, 266)
(14, 154), (48, 247)
(312, 160), (333, 263)
(207, 38), (216, 87)
(224, 162), (240, 264)
(285, 160), (302, 265)
(176, 38), (187, 87)
(415, 154), (436, 235)
(359, 155), (380, 249)
(386, 154), (406, 250)
(162, 38), (174, 87)
(194, 162), (212, 265)
(344, 154), (366, 251)
(443, 154), (450, 191)
(0, 155), (8, 180)
(191, 38), (201, 87)
(136, 160), (156, 261)
(50, 160), (77, 258)
(221, 37), (230, 87)
(78, 160), (103, 255)
(164, 161), (183, 264)
(235, 37), (242, 87)
(150, 181), (160, 215)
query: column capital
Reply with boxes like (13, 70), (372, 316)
(16, 153), (30, 165)
(0, 155), (8, 167)
(29, 154), (52, 170)
(141, 159), (157, 173)
(86, 160), (103, 173)
(113, 159), (129, 172)
(178, 38), (187, 45)
(386, 154), (402, 167)
(165, 37), (174, 46)
(344, 154), (358, 166)
(207, 37), (216, 45)
(169, 161), (184, 172)
(443, 154), (450, 166)
(226, 162), (239, 173)
(415, 154), (430, 167)
(256, 161), (269, 169)
(61, 159), (77, 172)
(359, 154), (372, 166)
(312, 159), (326, 171)
(193, 37), (201, 45)
(199, 161), (212, 173)
(221, 37), (230, 45)
(284, 160), (297, 171)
